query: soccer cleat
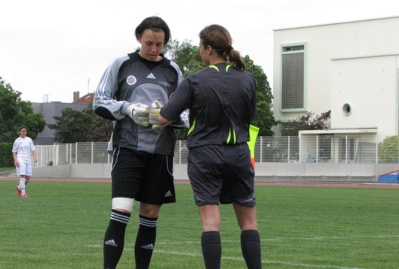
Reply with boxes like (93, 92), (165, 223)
(21, 193), (28, 198)
(16, 186), (21, 196)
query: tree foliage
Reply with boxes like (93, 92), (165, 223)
(283, 110), (331, 136)
(49, 105), (112, 143)
(378, 135), (399, 163)
(165, 39), (204, 76)
(243, 55), (278, 136)
(0, 77), (45, 143)
(0, 142), (13, 167)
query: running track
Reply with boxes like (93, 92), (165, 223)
(1, 177), (398, 189)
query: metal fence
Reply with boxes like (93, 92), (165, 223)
(34, 135), (399, 168)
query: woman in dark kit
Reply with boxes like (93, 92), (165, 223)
(158, 24), (263, 269)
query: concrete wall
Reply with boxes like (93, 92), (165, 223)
(331, 55), (399, 142)
(7, 163), (188, 180)
(254, 163), (377, 182)
(7, 163), (399, 183)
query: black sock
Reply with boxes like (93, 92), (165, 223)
(134, 215), (158, 269)
(241, 230), (262, 269)
(201, 231), (221, 269)
(103, 210), (130, 269)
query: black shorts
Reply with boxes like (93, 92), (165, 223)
(111, 147), (176, 205)
(188, 144), (255, 207)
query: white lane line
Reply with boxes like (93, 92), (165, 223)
(154, 250), (364, 269)
(157, 234), (399, 244)
(87, 245), (364, 269)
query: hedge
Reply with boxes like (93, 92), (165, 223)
(0, 143), (13, 167)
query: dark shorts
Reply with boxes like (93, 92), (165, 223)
(111, 147), (176, 205)
(188, 144), (255, 207)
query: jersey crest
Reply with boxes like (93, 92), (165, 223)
(126, 75), (137, 85)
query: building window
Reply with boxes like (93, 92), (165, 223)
(339, 137), (355, 162)
(342, 103), (352, 115)
(281, 44), (305, 110)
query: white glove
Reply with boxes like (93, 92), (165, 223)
(125, 103), (150, 127)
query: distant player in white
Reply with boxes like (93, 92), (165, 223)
(12, 126), (37, 198)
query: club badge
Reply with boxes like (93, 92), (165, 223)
(126, 75), (137, 85)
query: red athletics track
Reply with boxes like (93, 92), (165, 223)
(1, 177), (399, 189)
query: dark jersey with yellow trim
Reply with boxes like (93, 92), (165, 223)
(161, 62), (256, 149)
(93, 51), (183, 155)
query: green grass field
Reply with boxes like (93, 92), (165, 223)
(0, 180), (398, 269)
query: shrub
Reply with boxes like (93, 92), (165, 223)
(378, 135), (399, 163)
(0, 143), (13, 167)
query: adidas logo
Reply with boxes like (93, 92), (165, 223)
(104, 239), (117, 247)
(164, 190), (173, 197)
(146, 73), (156, 79)
(141, 244), (154, 250)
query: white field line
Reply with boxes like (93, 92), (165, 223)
(157, 234), (399, 245)
(89, 234), (398, 269)
(87, 245), (363, 269)
(154, 250), (364, 269)
(88, 239), (371, 269)
(262, 234), (399, 241)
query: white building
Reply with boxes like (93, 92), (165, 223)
(272, 16), (399, 163)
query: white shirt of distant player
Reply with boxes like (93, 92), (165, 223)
(12, 137), (36, 163)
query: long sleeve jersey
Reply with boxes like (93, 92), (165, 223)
(160, 63), (256, 149)
(93, 51), (183, 155)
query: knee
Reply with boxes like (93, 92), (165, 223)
(139, 203), (161, 218)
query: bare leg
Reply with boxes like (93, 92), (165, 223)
(199, 205), (222, 269)
(233, 204), (262, 269)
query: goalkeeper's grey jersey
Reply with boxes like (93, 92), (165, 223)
(93, 51), (183, 155)
(161, 63), (256, 149)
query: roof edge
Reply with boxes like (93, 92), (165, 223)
(273, 16), (399, 32)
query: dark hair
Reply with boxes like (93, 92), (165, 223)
(199, 24), (246, 70)
(135, 16), (171, 45)
(18, 126), (28, 132)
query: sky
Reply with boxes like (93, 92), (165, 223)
(1, 0), (398, 103)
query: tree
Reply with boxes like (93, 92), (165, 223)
(48, 105), (112, 143)
(165, 39), (204, 76)
(0, 77), (45, 143)
(164, 40), (278, 137)
(243, 56), (278, 136)
(87, 105), (113, 142)
(283, 110), (331, 136)
(378, 135), (399, 163)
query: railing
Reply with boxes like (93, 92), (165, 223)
(34, 135), (399, 168)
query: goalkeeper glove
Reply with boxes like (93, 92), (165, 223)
(124, 103), (150, 127)
(148, 100), (170, 130)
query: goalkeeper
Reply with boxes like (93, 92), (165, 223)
(92, 16), (187, 269)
